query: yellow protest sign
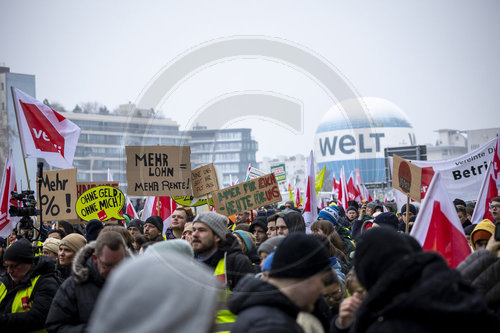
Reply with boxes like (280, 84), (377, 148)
(172, 196), (214, 207)
(75, 186), (125, 221)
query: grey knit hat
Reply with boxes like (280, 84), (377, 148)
(257, 235), (285, 255)
(193, 212), (228, 241)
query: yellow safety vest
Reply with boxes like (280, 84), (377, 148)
(213, 253), (237, 333)
(0, 275), (47, 333)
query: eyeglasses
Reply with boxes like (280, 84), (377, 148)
(489, 204), (500, 211)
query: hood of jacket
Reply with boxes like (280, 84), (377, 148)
(72, 241), (133, 284)
(228, 274), (300, 319)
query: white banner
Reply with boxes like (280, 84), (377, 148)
(411, 138), (496, 201)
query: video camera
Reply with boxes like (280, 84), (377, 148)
(9, 190), (43, 243)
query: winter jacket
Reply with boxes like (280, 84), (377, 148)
(332, 251), (500, 333)
(457, 249), (500, 317)
(0, 256), (59, 332)
(45, 242), (131, 333)
(228, 275), (304, 333)
(203, 233), (253, 291)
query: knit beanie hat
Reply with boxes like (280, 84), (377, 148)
(60, 233), (87, 253)
(355, 228), (421, 291)
(86, 219), (104, 242)
(373, 212), (399, 230)
(347, 206), (358, 213)
(43, 237), (61, 256)
(145, 216), (164, 233)
(233, 230), (256, 252)
(249, 216), (268, 233)
(257, 235), (285, 255)
(318, 206), (339, 225)
(270, 233), (331, 279)
(4, 238), (34, 263)
(128, 219), (144, 234)
(470, 219), (495, 250)
(401, 204), (417, 216)
(193, 212), (228, 241)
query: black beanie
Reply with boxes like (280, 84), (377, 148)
(373, 212), (399, 230)
(85, 219), (104, 242)
(400, 204), (417, 216)
(4, 239), (34, 263)
(128, 219), (144, 234)
(270, 233), (330, 279)
(355, 228), (421, 291)
(249, 216), (268, 233)
(145, 215), (163, 232)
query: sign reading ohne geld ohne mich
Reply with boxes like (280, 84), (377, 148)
(126, 146), (191, 196)
(212, 173), (282, 216)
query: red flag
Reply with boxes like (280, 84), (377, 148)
(411, 172), (471, 268)
(302, 150), (318, 230)
(12, 88), (81, 169)
(346, 172), (361, 202)
(332, 172), (339, 197)
(126, 196), (139, 219)
(140, 196), (177, 234)
(0, 150), (19, 238)
(295, 186), (301, 208)
(470, 161), (498, 224)
(337, 166), (349, 208)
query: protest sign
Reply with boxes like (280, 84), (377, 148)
(172, 196), (214, 207)
(212, 173), (282, 216)
(245, 167), (266, 181)
(392, 154), (422, 202)
(38, 168), (77, 221)
(191, 164), (219, 197)
(411, 138), (496, 200)
(126, 146), (191, 196)
(76, 186), (125, 221)
(270, 163), (287, 184)
(77, 182), (119, 198)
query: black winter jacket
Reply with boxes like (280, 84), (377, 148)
(0, 256), (59, 332)
(332, 252), (500, 333)
(457, 249), (500, 317)
(204, 233), (253, 290)
(229, 275), (304, 333)
(45, 242), (105, 333)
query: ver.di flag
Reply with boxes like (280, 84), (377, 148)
(12, 88), (81, 169)
(0, 150), (19, 238)
(410, 172), (471, 268)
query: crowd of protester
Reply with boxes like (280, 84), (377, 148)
(1, 196), (500, 332)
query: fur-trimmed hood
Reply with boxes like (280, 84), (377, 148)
(71, 241), (133, 284)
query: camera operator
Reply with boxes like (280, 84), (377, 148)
(0, 239), (59, 331)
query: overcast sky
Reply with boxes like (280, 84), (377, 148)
(1, 0), (499, 161)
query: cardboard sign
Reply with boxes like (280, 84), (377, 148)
(245, 167), (266, 181)
(76, 186), (125, 221)
(38, 168), (78, 221)
(212, 173), (282, 216)
(172, 196), (214, 207)
(270, 164), (287, 184)
(126, 146), (191, 196)
(392, 154), (422, 202)
(191, 164), (219, 197)
(77, 182), (119, 198)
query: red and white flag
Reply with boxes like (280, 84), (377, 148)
(141, 196), (177, 234)
(470, 161), (499, 224)
(332, 172), (339, 197)
(126, 196), (139, 220)
(347, 171), (361, 202)
(12, 88), (81, 169)
(295, 186), (301, 208)
(302, 150), (318, 232)
(337, 166), (349, 208)
(411, 172), (471, 268)
(0, 150), (20, 238)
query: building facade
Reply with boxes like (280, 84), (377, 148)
(187, 126), (258, 187)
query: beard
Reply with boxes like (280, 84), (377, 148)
(192, 237), (216, 256)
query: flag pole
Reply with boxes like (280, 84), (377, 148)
(405, 195), (410, 234)
(10, 87), (31, 191)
